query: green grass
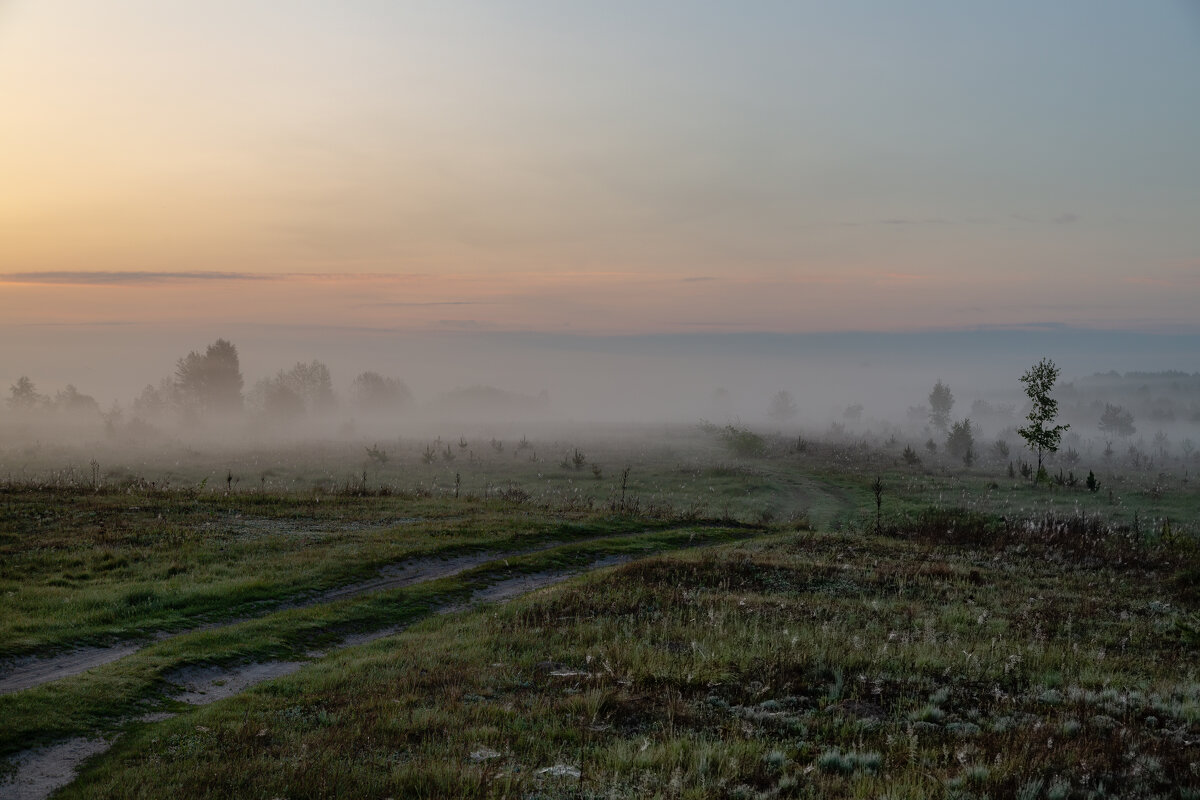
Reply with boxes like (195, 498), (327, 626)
(0, 487), (685, 657)
(5, 424), (1194, 539)
(2, 426), (1198, 797)
(0, 520), (760, 759)
(54, 524), (1199, 798)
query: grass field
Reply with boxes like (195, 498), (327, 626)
(1, 427), (1197, 798)
(59, 529), (1200, 798)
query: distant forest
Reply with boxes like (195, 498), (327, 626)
(3, 339), (550, 435)
(3, 340), (1198, 451)
(1061, 371), (1200, 426)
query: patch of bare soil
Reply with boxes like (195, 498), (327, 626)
(443, 553), (634, 611)
(168, 661), (307, 705)
(0, 645), (142, 697)
(0, 738), (108, 800)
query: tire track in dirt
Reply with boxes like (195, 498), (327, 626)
(0, 646), (144, 697)
(167, 553), (636, 706)
(0, 551), (645, 800)
(0, 535), (637, 697)
(0, 738), (108, 800)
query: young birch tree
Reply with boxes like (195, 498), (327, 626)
(1017, 358), (1069, 484)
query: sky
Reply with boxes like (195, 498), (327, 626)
(2, 0), (1198, 338)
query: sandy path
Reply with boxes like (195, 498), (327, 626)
(0, 552), (645, 800)
(0, 548), (553, 697)
(0, 739), (108, 800)
(167, 553), (637, 705)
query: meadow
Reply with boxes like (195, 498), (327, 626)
(1, 424), (1197, 798)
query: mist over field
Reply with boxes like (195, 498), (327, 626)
(4, 324), (1199, 456)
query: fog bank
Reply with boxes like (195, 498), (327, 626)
(4, 324), (1198, 426)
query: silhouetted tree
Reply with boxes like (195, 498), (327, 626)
(253, 376), (306, 421)
(175, 339), (244, 416)
(767, 390), (798, 423)
(279, 360), (335, 414)
(132, 378), (177, 422)
(970, 399), (994, 418)
(1017, 358), (1069, 484)
(1098, 403), (1135, 440)
(54, 385), (100, 415)
(7, 376), (44, 411)
(946, 419), (975, 465)
(351, 371), (413, 412)
(929, 380), (954, 432)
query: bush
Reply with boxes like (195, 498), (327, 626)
(946, 419), (975, 464)
(720, 425), (767, 458)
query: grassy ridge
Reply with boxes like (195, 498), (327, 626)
(0, 487), (683, 657)
(58, 523), (1200, 798)
(0, 522), (760, 759)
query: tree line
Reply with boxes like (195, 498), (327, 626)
(5, 339), (414, 428)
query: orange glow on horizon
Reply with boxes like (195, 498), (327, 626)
(2, 268), (1196, 335)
